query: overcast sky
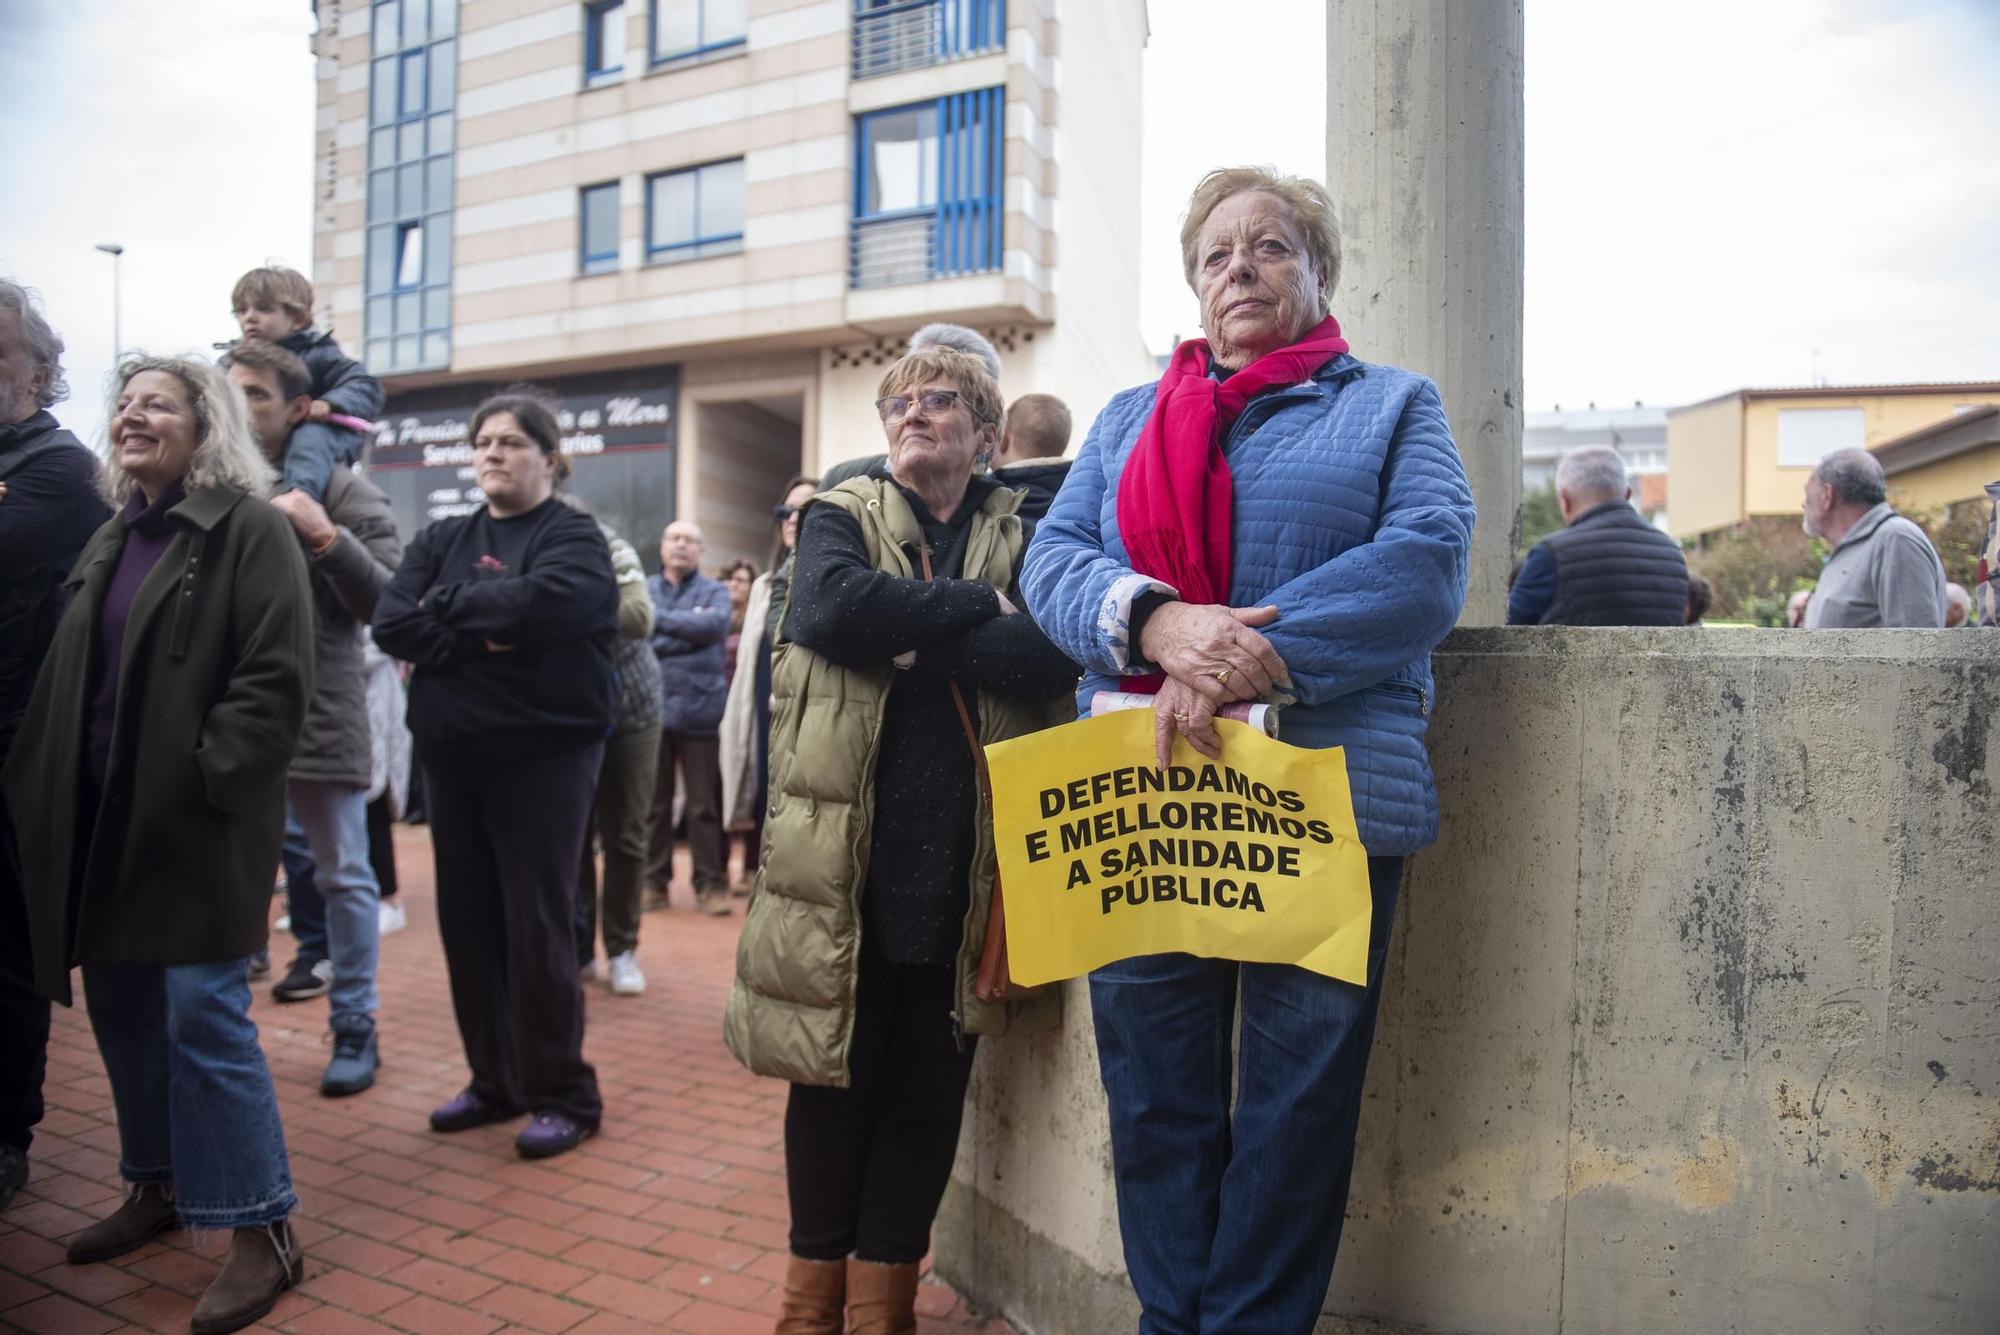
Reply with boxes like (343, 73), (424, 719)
(4, 0), (1995, 447)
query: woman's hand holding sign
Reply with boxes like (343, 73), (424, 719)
(1139, 601), (1289, 768)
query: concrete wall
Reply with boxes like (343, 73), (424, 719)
(938, 628), (1999, 1335)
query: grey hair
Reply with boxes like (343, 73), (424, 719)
(1180, 166), (1343, 312)
(1813, 448), (1886, 509)
(0, 278), (69, 408)
(1555, 445), (1628, 505)
(100, 352), (275, 505)
(909, 323), (1001, 381)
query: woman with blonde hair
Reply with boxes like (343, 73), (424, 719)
(726, 347), (1078, 1334)
(4, 353), (314, 1333)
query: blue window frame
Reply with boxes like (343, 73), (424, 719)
(580, 182), (621, 274)
(851, 88), (1001, 286)
(585, 0), (624, 81)
(645, 159), (745, 261)
(650, 0), (747, 65)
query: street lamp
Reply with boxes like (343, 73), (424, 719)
(94, 243), (124, 362)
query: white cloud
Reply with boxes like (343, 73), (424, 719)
(0, 0), (316, 448)
(1139, 0), (1999, 410)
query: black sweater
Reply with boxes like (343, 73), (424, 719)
(785, 474), (1080, 963)
(374, 498), (618, 757)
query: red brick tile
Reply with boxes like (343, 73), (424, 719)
(378, 1291), (506, 1335)
(297, 1265), (410, 1316)
(2, 1291), (126, 1334)
(562, 1272), (689, 1324)
(311, 1233), (416, 1279)
(380, 1254), (502, 1304)
(469, 1281), (592, 1334)
(556, 1239), (667, 1284)
(473, 1248), (591, 1297)
(666, 1296), (771, 1335)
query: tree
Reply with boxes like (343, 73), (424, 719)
(1516, 484), (1563, 555)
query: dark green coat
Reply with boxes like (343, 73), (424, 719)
(1, 485), (313, 1004)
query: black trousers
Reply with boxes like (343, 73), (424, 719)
(424, 742), (603, 1126)
(784, 935), (978, 1264)
(0, 791), (50, 1154)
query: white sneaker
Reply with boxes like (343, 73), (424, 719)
(274, 914), (291, 933)
(378, 899), (408, 936)
(607, 952), (646, 996)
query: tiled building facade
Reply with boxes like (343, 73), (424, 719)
(310, 0), (1154, 567)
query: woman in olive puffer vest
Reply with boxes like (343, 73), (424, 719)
(725, 347), (1079, 1335)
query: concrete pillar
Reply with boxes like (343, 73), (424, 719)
(1328, 0), (1524, 624)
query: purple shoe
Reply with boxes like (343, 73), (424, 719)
(429, 1089), (520, 1133)
(515, 1113), (596, 1160)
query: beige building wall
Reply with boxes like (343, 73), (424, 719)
(1664, 395), (1744, 539)
(1886, 442), (2000, 512)
(1739, 390), (2000, 519)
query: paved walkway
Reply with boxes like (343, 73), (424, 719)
(0, 828), (1013, 1335)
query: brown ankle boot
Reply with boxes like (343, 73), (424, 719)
(845, 1258), (919, 1335)
(190, 1220), (304, 1334)
(65, 1181), (178, 1264)
(774, 1254), (845, 1335)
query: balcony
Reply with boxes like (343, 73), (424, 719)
(852, 0), (1006, 80)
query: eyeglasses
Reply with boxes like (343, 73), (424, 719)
(771, 503), (798, 521)
(874, 389), (990, 424)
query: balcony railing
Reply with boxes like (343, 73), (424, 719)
(850, 214), (936, 289)
(852, 0), (1006, 80)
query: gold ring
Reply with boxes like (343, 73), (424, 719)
(1173, 711), (1190, 725)
(1214, 668), (1233, 687)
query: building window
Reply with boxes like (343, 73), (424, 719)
(646, 159), (745, 261)
(580, 182), (622, 274)
(585, 0), (624, 82)
(851, 88), (1002, 288)
(852, 0), (1007, 80)
(394, 223), (424, 290)
(1776, 407), (1866, 468)
(364, 0), (457, 374)
(650, 0), (747, 65)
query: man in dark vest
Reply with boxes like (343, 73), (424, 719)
(0, 279), (110, 1211)
(1508, 445), (1688, 626)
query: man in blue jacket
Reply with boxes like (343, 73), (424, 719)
(645, 521), (733, 916)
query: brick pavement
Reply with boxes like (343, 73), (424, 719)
(0, 827), (1016, 1335)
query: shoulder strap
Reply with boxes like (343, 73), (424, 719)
(917, 540), (992, 801)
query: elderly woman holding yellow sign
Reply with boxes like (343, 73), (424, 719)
(1019, 166), (1475, 1333)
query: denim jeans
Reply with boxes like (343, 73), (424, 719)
(283, 810), (325, 960)
(288, 779), (382, 1018)
(82, 959), (296, 1229)
(1090, 856), (1405, 1335)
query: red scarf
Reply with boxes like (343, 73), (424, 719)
(1116, 315), (1350, 682)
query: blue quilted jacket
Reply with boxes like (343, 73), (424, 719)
(1020, 355), (1475, 855)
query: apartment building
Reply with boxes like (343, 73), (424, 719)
(309, 0), (1154, 564)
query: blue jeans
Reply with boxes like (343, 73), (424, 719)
(288, 780), (381, 1018)
(283, 811), (324, 960)
(1091, 856), (1404, 1335)
(82, 960), (296, 1229)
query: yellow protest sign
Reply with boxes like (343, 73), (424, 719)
(987, 709), (1373, 987)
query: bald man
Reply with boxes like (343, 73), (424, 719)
(645, 521), (733, 915)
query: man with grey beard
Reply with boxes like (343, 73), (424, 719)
(0, 279), (109, 1211)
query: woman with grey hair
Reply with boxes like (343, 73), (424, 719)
(1021, 166), (1476, 1332)
(2, 353), (314, 1333)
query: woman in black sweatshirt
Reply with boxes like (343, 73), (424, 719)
(373, 390), (617, 1160)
